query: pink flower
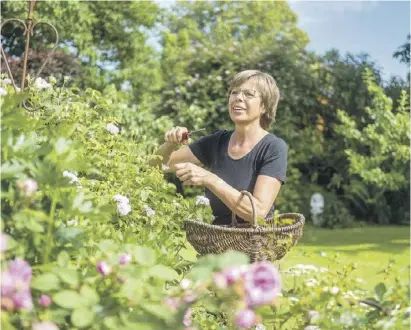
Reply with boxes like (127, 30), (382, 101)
(119, 253), (131, 265)
(165, 297), (181, 311)
(212, 272), (228, 289)
(244, 262), (281, 307)
(32, 321), (59, 330)
(12, 289), (33, 310)
(183, 307), (192, 327)
(235, 309), (256, 328)
(39, 294), (52, 307)
(8, 259), (32, 282)
(222, 265), (248, 285)
(183, 291), (196, 303)
(1, 259), (33, 311)
(17, 178), (38, 197)
(96, 261), (111, 276)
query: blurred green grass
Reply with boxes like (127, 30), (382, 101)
(281, 224), (410, 289)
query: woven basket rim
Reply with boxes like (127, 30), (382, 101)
(184, 212), (305, 234)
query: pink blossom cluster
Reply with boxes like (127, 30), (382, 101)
(1, 259), (33, 311)
(96, 253), (132, 276)
(166, 262), (281, 329)
(214, 262), (281, 329)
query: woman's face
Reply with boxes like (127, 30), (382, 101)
(228, 79), (265, 127)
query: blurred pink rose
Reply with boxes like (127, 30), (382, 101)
(222, 265), (248, 285)
(96, 261), (111, 276)
(119, 253), (131, 265)
(235, 308), (256, 328)
(1, 259), (33, 311)
(212, 272), (228, 289)
(183, 307), (192, 327)
(183, 291), (196, 303)
(1, 271), (13, 296)
(39, 294), (52, 307)
(8, 259), (32, 282)
(244, 262), (281, 307)
(165, 297), (181, 311)
(12, 289), (33, 310)
(32, 321), (59, 330)
(23, 178), (38, 196)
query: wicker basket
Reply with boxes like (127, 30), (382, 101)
(184, 191), (305, 263)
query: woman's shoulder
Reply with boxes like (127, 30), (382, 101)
(263, 133), (287, 151)
(204, 129), (232, 141)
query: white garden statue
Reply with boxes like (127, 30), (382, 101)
(310, 193), (325, 227)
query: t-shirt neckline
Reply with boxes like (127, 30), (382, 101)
(226, 130), (270, 161)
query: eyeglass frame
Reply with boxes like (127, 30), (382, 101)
(229, 88), (262, 100)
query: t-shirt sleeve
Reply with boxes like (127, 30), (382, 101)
(259, 138), (288, 184)
(188, 130), (223, 168)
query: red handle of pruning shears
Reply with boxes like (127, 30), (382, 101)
(182, 128), (206, 140)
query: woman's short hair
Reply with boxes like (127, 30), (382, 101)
(228, 70), (280, 129)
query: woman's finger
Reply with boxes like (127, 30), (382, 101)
(178, 173), (192, 182)
(175, 168), (190, 178)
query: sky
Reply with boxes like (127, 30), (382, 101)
(287, 1), (410, 82)
(156, 0), (410, 82)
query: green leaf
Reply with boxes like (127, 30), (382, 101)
(57, 268), (79, 286)
(148, 265), (178, 281)
(179, 248), (197, 262)
(31, 273), (60, 291)
(53, 290), (85, 309)
(374, 282), (387, 301)
(71, 308), (95, 328)
(0, 161), (25, 179)
(55, 227), (84, 244)
(131, 246), (156, 266)
(216, 251), (249, 269)
(104, 316), (121, 329)
(141, 303), (173, 321)
(98, 240), (118, 253)
(25, 219), (44, 233)
(57, 251), (70, 267)
(80, 286), (99, 306)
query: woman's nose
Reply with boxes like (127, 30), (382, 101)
(235, 91), (245, 101)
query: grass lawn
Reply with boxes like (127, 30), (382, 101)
(182, 224), (410, 291)
(280, 224), (410, 290)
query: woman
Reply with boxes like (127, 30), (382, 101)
(156, 70), (287, 225)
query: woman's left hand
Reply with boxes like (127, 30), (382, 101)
(174, 163), (214, 186)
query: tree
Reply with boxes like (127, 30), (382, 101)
(1, 1), (162, 101)
(334, 69), (410, 224)
(393, 34), (410, 65)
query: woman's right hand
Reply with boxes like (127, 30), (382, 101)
(164, 126), (190, 146)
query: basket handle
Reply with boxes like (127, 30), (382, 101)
(231, 190), (257, 228)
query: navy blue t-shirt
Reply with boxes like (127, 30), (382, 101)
(189, 130), (288, 225)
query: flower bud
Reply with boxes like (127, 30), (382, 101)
(39, 294), (52, 307)
(18, 178), (38, 197)
(97, 261), (111, 276)
(235, 309), (256, 328)
(119, 253), (132, 265)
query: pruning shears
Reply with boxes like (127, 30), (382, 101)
(182, 128), (206, 141)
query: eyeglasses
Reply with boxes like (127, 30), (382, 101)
(229, 89), (261, 100)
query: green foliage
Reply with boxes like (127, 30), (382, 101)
(1, 1), (162, 99)
(0, 82), (196, 329)
(335, 69), (410, 191)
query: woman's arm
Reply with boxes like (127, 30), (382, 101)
(174, 163), (282, 223)
(206, 174), (282, 222)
